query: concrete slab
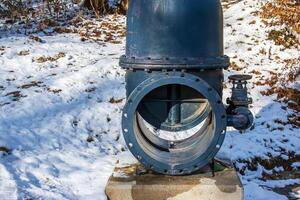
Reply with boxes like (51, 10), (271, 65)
(105, 158), (243, 200)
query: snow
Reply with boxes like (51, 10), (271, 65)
(292, 162), (300, 168)
(0, 0), (299, 199)
(0, 33), (126, 199)
(294, 189), (300, 199)
(244, 182), (288, 200)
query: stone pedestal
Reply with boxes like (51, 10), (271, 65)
(105, 158), (243, 200)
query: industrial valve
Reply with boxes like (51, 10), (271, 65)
(227, 75), (254, 131)
(120, 0), (254, 175)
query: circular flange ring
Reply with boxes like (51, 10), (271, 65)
(122, 72), (227, 175)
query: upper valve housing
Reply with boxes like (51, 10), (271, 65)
(120, 0), (230, 70)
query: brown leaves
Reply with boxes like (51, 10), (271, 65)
(258, 58), (300, 89)
(260, 0), (300, 50)
(237, 154), (300, 179)
(230, 61), (243, 71)
(268, 28), (299, 49)
(72, 15), (125, 43)
(47, 88), (62, 94)
(19, 81), (43, 89)
(261, 87), (300, 126)
(261, 0), (300, 35)
(249, 20), (256, 25)
(35, 52), (66, 63)
(38, 18), (59, 31)
(250, 70), (262, 75)
(5, 91), (26, 101)
(109, 97), (124, 104)
(54, 27), (76, 34)
(29, 35), (45, 43)
(259, 48), (267, 55)
(0, 146), (10, 154)
(221, 0), (242, 10)
(18, 50), (30, 56)
(258, 57), (300, 127)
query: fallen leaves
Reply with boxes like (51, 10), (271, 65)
(230, 61), (243, 71)
(0, 46), (5, 56)
(5, 91), (26, 101)
(0, 146), (10, 154)
(260, 0), (300, 49)
(70, 15), (126, 43)
(18, 50), (30, 56)
(258, 57), (300, 127)
(250, 70), (262, 75)
(268, 28), (299, 49)
(38, 18), (59, 31)
(261, 0), (300, 34)
(236, 154), (300, 179)
(86, 135), (95, 143)
(47, 88), (62, 94)
(109, 97), (124, 104)
(35, 52), (66, 63)
(249, 20), (256, 25)
(54, 27), (76, 34)
(29, 35), (45, 43)
(19, 81), (43, 89)
(85, 87), (96, 93)
(221, 0), (242, 9)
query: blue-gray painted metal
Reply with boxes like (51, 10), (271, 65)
(226, 75), (254, 130)
(120, 0), (229, 70)
(120, 0), (253, 175)
(122, 72), (227, 175)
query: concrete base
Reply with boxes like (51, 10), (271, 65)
(105, 157), (243, 200)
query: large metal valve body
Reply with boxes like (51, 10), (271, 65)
(120, 0), (253, 175)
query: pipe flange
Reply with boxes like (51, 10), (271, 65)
(120, 55), (230, 70)
(122, 72), (227, 175)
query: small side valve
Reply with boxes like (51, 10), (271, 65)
(227, 74), (254, 131)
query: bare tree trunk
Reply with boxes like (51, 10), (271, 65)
(116, 0), (128, 15)
(80, 0), (128, 16)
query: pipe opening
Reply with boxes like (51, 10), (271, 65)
(134, 84), (216, 165)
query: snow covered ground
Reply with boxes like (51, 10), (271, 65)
(0, 0), (299, 199)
